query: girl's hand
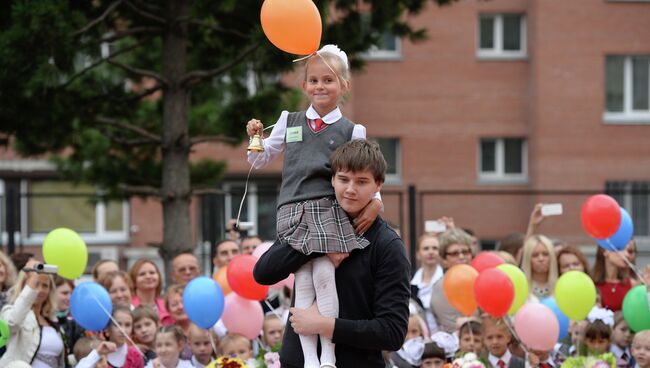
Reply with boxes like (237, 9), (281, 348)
(326, 253), (349, 268)
(527, 351), (540, 368)
(354, 198), (382, 235)
(246, 119), (264, 136)
(96, 341), (117, 356)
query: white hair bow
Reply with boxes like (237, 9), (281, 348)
(587, 307), (615, 327)
(317, 44), (349, 69)
(431, 331), (459, 358)
(396, 336), (425, 366)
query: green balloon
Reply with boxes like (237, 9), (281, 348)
(623, 285), (650, 332)
(0, 320), (8, 348)
(42, 228), (88, 279)
(555, 271), (596, 320)
(497, 263), (529, 315)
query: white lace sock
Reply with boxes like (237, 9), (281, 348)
(294, 261), (320, 368)
(313, 257), (338, 366)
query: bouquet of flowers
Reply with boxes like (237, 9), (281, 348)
(207, 356), (249, 368)
(254, 344), (281, 368)
(560, 353), (616, 368)
(443, 353), (486, 368)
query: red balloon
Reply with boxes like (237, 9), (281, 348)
(226, 255), (269, 301)
(581, 194), (621, 239)
(471, 252), (504, 273)
(473, 268), (514, 318)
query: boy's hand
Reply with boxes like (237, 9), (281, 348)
(354, 198), (382, 235)
(289, 304), (334, 338)
(527, 351), (540, 367)
(246, 119), (264, 136)
(96, 341), (117, 356)
(326, 252), (349, 268)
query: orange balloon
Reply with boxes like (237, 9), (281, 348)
(443, 264), (479, 316)
(261, 0), (322, 55)
(213, 267), (232, 296)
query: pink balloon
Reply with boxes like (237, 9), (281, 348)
(271, 273), (295, 290)
(252, 241), (273, 259)
(221, 293), (264, 339)
(514, 303), (559, 351)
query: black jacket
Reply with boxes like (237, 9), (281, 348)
(254, 217), (411, 368)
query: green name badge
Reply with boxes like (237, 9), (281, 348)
(286, 126), (303, 143)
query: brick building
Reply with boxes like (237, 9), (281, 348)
(1, 0), (649, 269)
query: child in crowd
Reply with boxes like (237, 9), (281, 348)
(246, 43), (381, 368)
(261, 314), (284, 350)
(632, 330), (650, 368)
(77, 305), (144, 368)
(74, 337), (110, 368)
(611, 312), (634, 367)
(458, 319), (483, 356)
(188, 323), (217, 368)
(133, 305), (160, 363)
(420, 332), (459, 368)
(220, 333), (254, 364)
(569, 320), (588, 356)
(584, 307), (614, 356)
(146, 325), (192, 368)
(483, 316), (525, 368)
(391, 314), (429, 367)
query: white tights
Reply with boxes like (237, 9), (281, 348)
(294, 257), (338, 368)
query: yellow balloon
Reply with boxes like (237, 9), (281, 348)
(497, 263), (528, 315)
(555, 271), (596, 320)
(42, 228), (88, 279)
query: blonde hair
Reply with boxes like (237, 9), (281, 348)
(521, 235), (559, 295)
(0, 251), (17, 291)
(220, 333), (251, 355)
(164, 284), (185, 311)
(304, 52), (350, 84)
(9, 270), (56, 321)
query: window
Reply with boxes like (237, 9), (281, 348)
(606, 181), (650, 237)
(360, 14), (401, 60)
(478, 138), (527, 183)
(375, 138), (401, 184)
(604, 55), (650, 124)
(20, 180), (129, 245)
(477, 14), (527, 60)
(223, 181), (279, 241)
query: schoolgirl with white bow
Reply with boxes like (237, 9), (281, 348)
(584, 307), (615, 356)
(246, 44), (382, 368)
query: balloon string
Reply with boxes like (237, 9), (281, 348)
(236, 154), (261, 229)
(90, 293), (144, 357)
(209, 331), (219, 358)
(264, 298), (284, 321)
(501, 316), (529, 355)
(604, 239), (646, 285)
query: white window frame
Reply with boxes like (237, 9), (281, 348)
(612, 183), (650, 239)
(223, 182), (259, 236)
(478, 138), (528, 184)
(19, 179), (130, 245)
(477, 14), (527, 60)
(374, 137), (402, 185)
(603, 55), (650, 124)
(365, 36), (402, 61)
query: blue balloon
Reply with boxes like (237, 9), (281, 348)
(541, 297), (569, 341)
(183, 276), (225, 329)
(596, 207), (634, 251)
(70, 282), (112, 331)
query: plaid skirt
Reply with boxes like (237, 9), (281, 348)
(277, 197), (370, 255)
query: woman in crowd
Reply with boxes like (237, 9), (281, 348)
(0, 260), (67, 367)
(411, 234), (444, 334)
(520, 234), (559, 300)
(593, 245), (632, 311)
(556, 245), (591, 275)
(0, 250), (17, 308)
(100, 270), (135, 309)
(129, 259), (174, 326)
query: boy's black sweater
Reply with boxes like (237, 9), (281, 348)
(254, 218), (411, 368)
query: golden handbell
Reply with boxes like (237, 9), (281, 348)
(247, 134), (264, 152)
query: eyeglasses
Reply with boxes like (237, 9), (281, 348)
(445, 249), (472, 258)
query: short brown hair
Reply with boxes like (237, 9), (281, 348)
(557, 245), (591, 276)
(438, 228), (474, 259)
(133, 305), (160, 325)
(330, 139), (386, 183)
(98, 270), (133, 293)
(585, 320), (611, 341)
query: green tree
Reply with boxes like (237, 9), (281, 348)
(0, 0), (455, 263)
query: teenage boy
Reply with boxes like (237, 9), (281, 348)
(254, 139), (411, 368)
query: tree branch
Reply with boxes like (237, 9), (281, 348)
(95, 116), (161, 143)
(99, 26), (163, 43)
(125, 85), (163, 102)
(118, 183), (161, 196)
(188, 19), (250, 39)
(124, 0), (166, 24)
(107, 59), (168, 86)
(191, 188), (225, 196)
(181, 42), (260, 88)
(73, 0), (123, 36)
(189, 135), (239, 146)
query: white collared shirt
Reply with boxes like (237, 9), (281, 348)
(411, 265), (443, 333)
(611, 343), (632, 361)
(489, 350), (513, 368)
(247, 105), (366, 169)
